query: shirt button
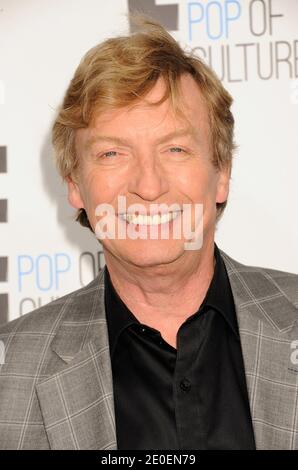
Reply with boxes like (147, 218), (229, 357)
(140, 326), (146, 333)
(180, 378), (191, 392)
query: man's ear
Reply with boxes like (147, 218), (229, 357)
(66, 175), (85, 209)
(216, 165), (231, 205)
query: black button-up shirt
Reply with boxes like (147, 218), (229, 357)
(104, 243), (256, 450)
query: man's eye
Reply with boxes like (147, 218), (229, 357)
(169, 147), (185, 153)
(101, 151), (118, 158)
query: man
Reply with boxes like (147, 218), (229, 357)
(0, 17), (298, 450)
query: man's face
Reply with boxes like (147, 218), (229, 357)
(68, 74), (230, 267)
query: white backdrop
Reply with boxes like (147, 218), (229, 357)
(0, 0), (297, 323)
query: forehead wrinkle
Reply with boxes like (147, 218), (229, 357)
(84, 125), (200, 152)
(84, 135), (131, 151)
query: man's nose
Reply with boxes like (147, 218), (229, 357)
(127, 154), (169, 202)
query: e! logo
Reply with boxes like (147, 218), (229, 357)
(128, 0), (178, 32)
(290, 340), (298, 365)
(0, 340), (5, 365)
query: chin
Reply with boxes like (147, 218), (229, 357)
(113, 239), (185, 267)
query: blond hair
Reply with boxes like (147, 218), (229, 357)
(52, 15), (236, 229)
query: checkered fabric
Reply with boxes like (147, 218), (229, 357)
(0, 248), (297, 449)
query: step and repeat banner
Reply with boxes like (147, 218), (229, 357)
(0, 0), (297, 324)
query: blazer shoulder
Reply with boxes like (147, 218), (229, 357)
(0, 268), (105, 339)
(257, 265), (298, 307)
(220, 249), (298, 306)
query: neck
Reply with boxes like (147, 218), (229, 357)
(103, 240), (216, 338)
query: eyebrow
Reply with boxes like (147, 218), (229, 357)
(85, 127), (199, 151)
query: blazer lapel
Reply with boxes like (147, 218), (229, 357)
(35, 267), (117, 450)
(221, 250), (298, 449)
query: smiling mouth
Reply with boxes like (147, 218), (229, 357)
(118, 211), (181, 226)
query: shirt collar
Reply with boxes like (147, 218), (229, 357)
(104, 266), (140, 357)
(104, 242), (239, 357)
(198, 243), (239, 339)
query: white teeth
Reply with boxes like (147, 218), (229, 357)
(120, 211), (180, 225)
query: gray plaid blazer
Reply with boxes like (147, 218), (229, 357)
(0, 248), (298, 450)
